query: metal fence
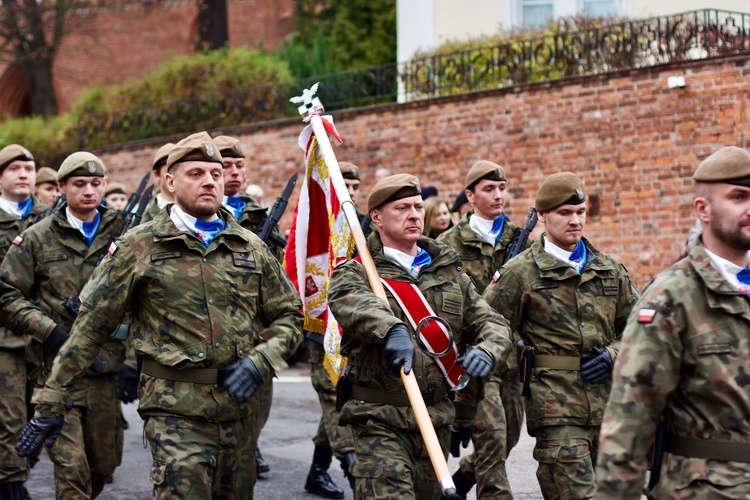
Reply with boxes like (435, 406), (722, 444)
(77, 9), (750, 149)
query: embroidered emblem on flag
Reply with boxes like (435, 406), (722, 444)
(637, 308), (656, 323)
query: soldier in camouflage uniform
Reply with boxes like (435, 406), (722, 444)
(0, 152), (125, 499)
(34, 167), (59, 207)
(596, 146), (750, 499)
(303, 161), (365, 499)
(15, 132), (303, 499)
(329, 174), (514, 499)
(483, 172), (637, 499)
(141, 142), (175, 223)
(0, 144), (48, 499)
(437, 160), (528, 499)
(214, 135), (279, 477)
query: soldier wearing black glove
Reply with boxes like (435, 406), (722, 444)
(383, 324), (415, 375)
(223, 357), (263, 401)
(43, 326), (69, 356)
(16, 416), (64, 458)
(118, 365), (140, 404)
(449, 425), (474, 458)
(457, 348), (494, 378)
(580, 346), (613, 383)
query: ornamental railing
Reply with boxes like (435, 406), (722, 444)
(77, 9), (750, 149)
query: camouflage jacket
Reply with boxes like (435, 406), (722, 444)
(139, 194), (162, 223)
(596, 240), (750, 498)
(483, 234), (637, 431)
(437, 212), (524, 293)
(329, 232), (513, 431)
(0, 195), (49, 349)
(32, 206), (303, 422)
(233, 195), (285, 261)
(0, 205), (126, 387)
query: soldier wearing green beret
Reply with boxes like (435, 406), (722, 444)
(597, 146), (750, 498)
(438, 159), (528, 498)
(104, 181), (128, 212)
(483, 171), (638, 499)
(0, 144), (48, 499)
(0, 151), (126, 498)
(34, 167), (60, 207)
(15, 132), (304, 499)
(329, 173), (513, 499)
(140, 142), (175, 223)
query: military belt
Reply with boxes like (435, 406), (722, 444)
(665, 433), (750, 463)
(534, 355), (581, 370)
(141, 359), (220, 385)
(350, 383), (447, 407)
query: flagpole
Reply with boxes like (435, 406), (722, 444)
(291, 85), (457, 497)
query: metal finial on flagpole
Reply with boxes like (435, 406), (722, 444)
(290, 82), (323, 122)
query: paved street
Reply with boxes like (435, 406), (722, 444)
(27, 362), (542, 499)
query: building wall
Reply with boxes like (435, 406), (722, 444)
(94, 54), (750, 290)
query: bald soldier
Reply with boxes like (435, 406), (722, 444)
(0, 144), (47, 499)
(438, 160), (528, 498)
(483, 172), (638, 498)
(596, 147), (750, 498)
(140, 142), (175, 223)
(329, 173), (513, 499)
(0, 152), (126, 498)
(15, 132), (303, 499)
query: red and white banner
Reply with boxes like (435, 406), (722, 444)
(284, 117), (353, 384)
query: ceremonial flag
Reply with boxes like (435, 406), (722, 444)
(284, 116), (354, 385)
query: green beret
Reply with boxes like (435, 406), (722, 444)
(465, 160), (505, 190)
(368, 173), (421, 212)
(693, 146), (750, 187)
(535, 172), (586, 212)
(57, 152), (106, 182)
(105, 182), (127, 196)
(152, 143), (175, 171)
(167, 132), (223, 171)
(35, 167), (58, 186)
(213, 135), (244, 159)
(0, 144), (34, 173)
(339, 161), (360, 181)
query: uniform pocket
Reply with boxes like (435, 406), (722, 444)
(349, 455), (386, 479)
(150, 462), (166, 486)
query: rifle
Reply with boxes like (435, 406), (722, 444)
(256, 173), (298, 249)
(123, 184), (154, 233)
(502, 207), (538, 265)
(121, 172), (152, 218)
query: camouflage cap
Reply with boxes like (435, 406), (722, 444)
(465, 160), (505, 190)
(0, 144), (34, 173)
(535, 172), (586, 212)
(35, 167), (58, 186)
(367, 173), (421, 212)
(166, 132), (223, 171)
(212, 135), (244, 159)
(339, 161), (360, 181)
(693, 146), (750, 187)
(152, 143), (175, 171)
(57, 152), (106, 182)
(104, 181), (127, 196)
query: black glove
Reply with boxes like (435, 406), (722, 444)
(43, 326), (69, 356)
(16, 416), (64, 458)
(458, 348), (494, 378)
(580, 346), (613, 383)
(118, 364), (140, 404)
(384, 324), (415, 375)
(223, 358), (263, 401)
(449, 425), (474, 458)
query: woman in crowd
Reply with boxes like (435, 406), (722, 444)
(423, 196), (453, 239)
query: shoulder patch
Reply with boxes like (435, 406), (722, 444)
(637, 308), (657, 323)
(492, 269), (501, 282)
(108, 242), (118, 255)
(12, 235), (23, 245)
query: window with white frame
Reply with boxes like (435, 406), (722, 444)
(522, 0), (554, 28)
(517, 0), (623, 28)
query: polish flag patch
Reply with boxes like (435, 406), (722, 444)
(637, 308), (657, 323)
(12, 235), (22, 245)
(492, 270), (501, 282)
(108, 242), (118, 255)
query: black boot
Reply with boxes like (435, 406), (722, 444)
(0, 482), (28, 500)
(440, 470), (474, 500)
(304, 446), (344, 499)
(255, 447), (270, 475)
(339, 451), (356, 492)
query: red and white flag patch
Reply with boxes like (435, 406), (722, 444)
(108, 242), (118, 255)
(12, 235), (22, 245)
(637, 308), (657, 323)
(492, 270), (501, 282)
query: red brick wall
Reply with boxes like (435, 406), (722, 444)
(94, 54), (750, 290)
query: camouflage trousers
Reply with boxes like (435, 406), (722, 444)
(458, 375), (524, 499)
(47, 374), (123, 499)
(145, 413), (256, 500)
(0, 348), (29, 484)
(308, 342), (354, 460)
(252, 377), (273, 446)
(532, 425), (599, 500)
(350, 418), (450, 500)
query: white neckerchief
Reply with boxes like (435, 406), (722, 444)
(156, 193), (172, 210)
(383, 246), (420, 279)
(169, 205), (219, 234)
(0, 196), (25, 218)
(544, 238), (578, 269)
(704, 247), (750, 292)
(469, 214), (497, 245)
